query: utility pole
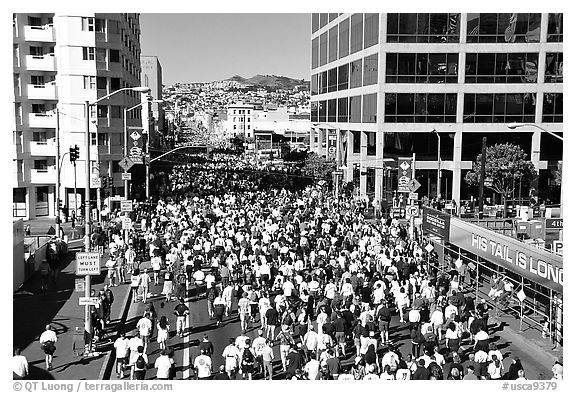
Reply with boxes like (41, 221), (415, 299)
(410, 152), (416, 239)
(55, 109), (61, 237)
(83, 100), (92, 355)
(478, 136), (487, 219)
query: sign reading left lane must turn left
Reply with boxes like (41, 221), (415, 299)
(76, 252), (101, 276)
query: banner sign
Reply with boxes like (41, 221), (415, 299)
(449, 218), (563, 293)
(545, 218), (563, 231)
(422, 207), (451, 240)
(128, 127), (144, 163)
(327, 131), (337, 160)
(397, 157), (413, 193)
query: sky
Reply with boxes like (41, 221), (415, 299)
(139, 14), (311, 85)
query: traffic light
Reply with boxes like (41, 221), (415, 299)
(69, 145), (79, 162)
(101, 176), (108, 189)
(108, 176), (113, 189)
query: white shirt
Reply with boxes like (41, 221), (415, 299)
(129, 336), (143, 353)
(13, 355), (28, 378)
(114, 337), (130, 358)
(155, 355), (173, 378)
(137, 317), (152, 337)
(304, 359), (320, 380)
(39, 330), (57, 344)
(194, 354), (212, 378)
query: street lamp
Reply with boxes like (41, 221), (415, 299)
(83, 85), (149, 355)
(431, 128), (441, 199)
(507, 122), (563, 141)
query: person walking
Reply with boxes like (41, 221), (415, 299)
(139, 268), (151, 303)
(156, 316), (170, 351)
(194, 348), (213, 380)
(136, 314), (152, 353)
(154, 349), (173, 380)
(39, 324), (57, 370)
(130, 268), (141, 303)
(130, 345), (148, 380)
(13, 348), (28, 379)
(174, 298), (190, 337)
(114, 332), (130, 378)
(38, 259), (51, 293)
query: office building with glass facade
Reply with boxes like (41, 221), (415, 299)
(310, 13), (563, 206)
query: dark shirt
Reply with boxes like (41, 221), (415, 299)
(360, 286), (372, 303)
(413, 366), (430, 380)
(333, 317), (346, 332)
(213, 372), (229, 380)
(285, 351), (304, 376)
(265, 308), (279, 326)
(326, 357), (341, 375)
(199, 341), (214, 357)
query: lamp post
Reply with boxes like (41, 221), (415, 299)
(83, 86), (149, 354)
(431, 129), (441, 199)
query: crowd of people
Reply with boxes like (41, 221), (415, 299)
(93, 154), (562, 381)
(11, 145), (564, 382)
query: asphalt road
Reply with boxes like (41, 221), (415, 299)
(108, 277), (553, 380)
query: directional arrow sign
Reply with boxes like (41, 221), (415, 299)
(119, 156), (135, 171)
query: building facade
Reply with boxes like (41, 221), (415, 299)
(13, 13), (144, 219)
(141, 55), (165, 138)
(310, 13), (563, 206)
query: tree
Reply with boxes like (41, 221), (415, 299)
(465, 143), (536, 215)
(552, 162), (562, 186)
(302, 152), (336, 181)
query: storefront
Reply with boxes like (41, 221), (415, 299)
(422, 207), (563, 346)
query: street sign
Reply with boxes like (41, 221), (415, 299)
(75, 278), (85, 293)
(121, 172), (132, 181)
(553, 240), (563, 256)
(122, 218), (132, 230)
(397, 158), (413, 193)
(119, 156), (135, 171)
(407, 205), (420, 217)
(408, 192), (419, 200)
(407, 179), (421, 192)
(120, 200), (133, 212)
(425, 243), (435, 253)
(76, 252), (101, 276)
(110, 195), (121, 202)
(90, 175), (101, 188)
(130, 130), (141, 141)
(79, 297), (99, 306)
(517, 289), (526, 303)
(545, 218), (563, 231)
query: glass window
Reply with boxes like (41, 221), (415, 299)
(311, 37), (319, 69)
(110, 77), (120, 91)
(318, 100), (327, 122)
(388, 13), (459, 43)
(364, 13), (379, 48)
(97, 105), (108, 118)
(385, 93), (457, 123)
(81, 17), (94, 31)
(82, 47), (95, 60)
(329, 13), (338, 22)
(339, 18), (349, 58)
(320, 71), (328, 94)
(349, 59), (363, 88)
(545, 53), (563, 83)
(349, 95), (362, 123)
(338, 63), (349, 90)
(467, 13), (542, 43)
(96, 77), (107, 90)
(320, 13), (328, 29)
(338, 97), (348, 122)
(109, 49), (120, 63)
(111, 106), (122, 119)
(95, 18), (106, 33)
(319, 32), (328, 66)
(463, 93), (537, 123)
(311, 101), (318, 122)
(387, 53), (457, 83)
(352, 131), (361, 153)
(312, 13), (319, 33)
(366, 132), (376, 156)
(328, 26), (338, 63)
(328, 68), (337, 92)
(83, 75), (96, 89)
(542, 93), (562, 122)
(547, 13), (563, 42)
(350, 14), (363, 54)
(363, 54), (378, 86)
(311, 74), (318, 95)
(328, 99), (337, 122)
(362, 93), (377, 123)
(465, 53), (538, 83)
(96, 48), (107, 62)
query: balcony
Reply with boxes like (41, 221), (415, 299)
(29, 139), (57, 157)
(28, 112), (56, 128)
(25, 54), (56, 72)
(23, 25), (56, 42)
(29, 166), (56, 184)
(26, 82), (57, 100)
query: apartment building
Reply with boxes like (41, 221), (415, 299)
(13, 13), (144, 219)
(141, 55), (165, 140)
(310, 13), (563, 205)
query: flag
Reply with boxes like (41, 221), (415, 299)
(505, 13), (517, 43)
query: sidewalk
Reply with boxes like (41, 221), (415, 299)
(13, 247), (133, 380)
